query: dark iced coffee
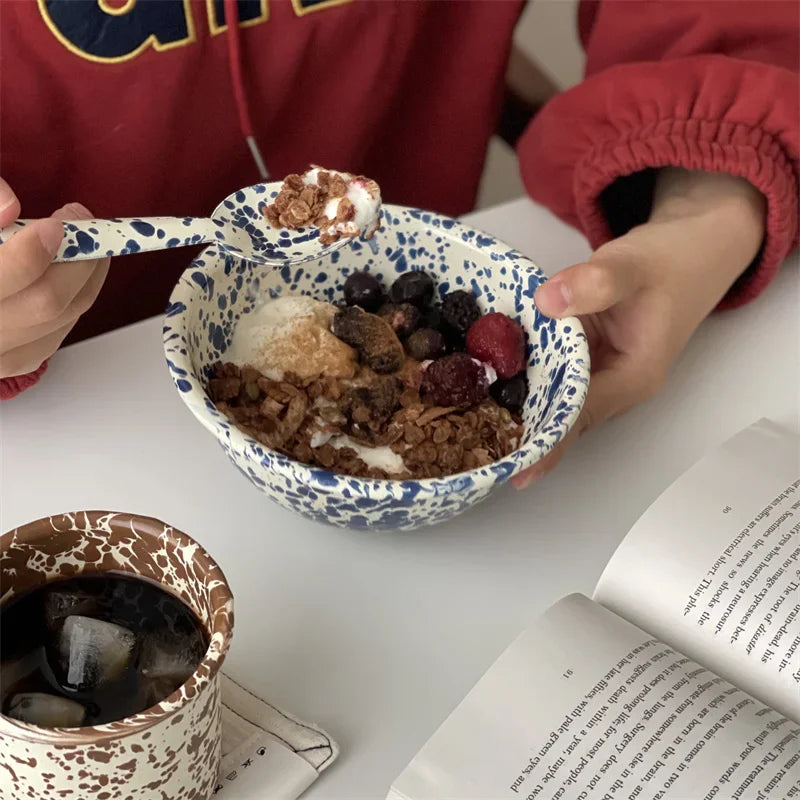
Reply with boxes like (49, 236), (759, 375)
(0, 574), (209, 728)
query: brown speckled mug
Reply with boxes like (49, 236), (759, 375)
(0, 511), (234, 800)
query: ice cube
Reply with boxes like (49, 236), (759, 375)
(58, 615), (136, 690)
(138, 629), (205, 685)
(7, 692), (86, 728)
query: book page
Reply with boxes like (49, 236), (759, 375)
(388, 596), (800, 800)
(594, 419), (799, 721)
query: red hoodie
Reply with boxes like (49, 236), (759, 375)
(1, 0), (797, 399)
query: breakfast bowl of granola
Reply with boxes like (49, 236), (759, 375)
(164, 171), (589, 531)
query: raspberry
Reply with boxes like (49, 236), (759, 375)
(348, 376), (401, 423)
(465, 312), (526, 379)
(421, 353), (490, 408)
(490, 375), (528, 414)
(441, 291), (480, 336)
(389, 271), (434, 307)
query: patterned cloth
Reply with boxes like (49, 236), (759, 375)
(214, 674), (339, 798)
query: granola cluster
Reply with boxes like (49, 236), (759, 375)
(208, 362), (523, 480)
(262, 168), (380, 245)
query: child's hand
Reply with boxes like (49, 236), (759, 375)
(513, 169), (766, 489)
(0, 178), (110, 378)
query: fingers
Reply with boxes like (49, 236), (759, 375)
(0, 203), (106, 332)
(511, 361), (654, 490)
(52, 201), (92, 223)
(0, 177), (21, 227)
(0, 258), (103, 330)
(0, 321), (75, 379)
(1, 252), (110, 352)
(0, 218), (63, 300)
(0, 204), (103, 328)
(510, 431), (573, 490)
(534, 251), (642, 318)
(0, 201), (110, 377)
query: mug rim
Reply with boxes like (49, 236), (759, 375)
(0, 510), (234, 745)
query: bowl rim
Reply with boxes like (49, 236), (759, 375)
(164, 204), (591, 497)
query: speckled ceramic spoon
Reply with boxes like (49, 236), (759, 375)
(0, 180), (378, 266)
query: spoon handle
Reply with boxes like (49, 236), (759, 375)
(0, 216), (217, 262)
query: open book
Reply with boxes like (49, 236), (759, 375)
(389, 419), (800, 800)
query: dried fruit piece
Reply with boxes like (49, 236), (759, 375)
(406, 328), (446, 361)
(389, 271), (434, 307)
(348, 376), (401, 423)
(490, 374), (528, 414)
(332, 307), (404, 374)
(465, 312), (526, 379)
(378, 303), (421, 338)
(344, 272), (384, 311)
(441, 291), (480, 336)
(421, 353), (490, 408)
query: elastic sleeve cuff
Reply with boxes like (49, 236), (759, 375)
(518, 55), (799, 309)
(0, 360), (48, 400)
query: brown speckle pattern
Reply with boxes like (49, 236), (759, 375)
(0, 511), (234, 799)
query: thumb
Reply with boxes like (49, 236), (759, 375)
(534, 249), (642, 319)
(0, 177), (21, 228)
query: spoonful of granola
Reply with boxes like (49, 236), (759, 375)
(0, 167), (381, 267)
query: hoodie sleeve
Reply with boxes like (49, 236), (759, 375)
(0, 360), (48, 400)
(517, 0), (799, 309)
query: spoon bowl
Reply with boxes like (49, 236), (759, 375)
(0, 181), (366, 266)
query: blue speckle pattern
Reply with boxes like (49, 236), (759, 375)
(163, 204), (590, 531)
(0, 181), (357, 268)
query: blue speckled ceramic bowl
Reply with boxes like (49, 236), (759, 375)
(164, 204), (590, 531)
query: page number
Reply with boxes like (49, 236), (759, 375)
(722, 505), (732, 514)
(562, 669), (574, 679)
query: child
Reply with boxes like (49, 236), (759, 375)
(1, 1), (796, 485)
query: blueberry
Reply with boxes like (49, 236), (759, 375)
(406, 328), (446, 361)
(490, 374), (528, 414)
(344, 272), (383, 311)
(378, 303), (421, 339)
(389, 271), (434, 307)
(419, 304), (443, 330)
(444, 330), (467, 354)
(441, 290), (480, 336)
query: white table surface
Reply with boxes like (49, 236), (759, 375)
(1, 198), (798, 798)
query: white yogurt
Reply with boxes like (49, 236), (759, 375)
(303, 167), (381, 239)
(325, 434), (408, 475)
(234, 295), (330, 335)
(227, 295), (353, 380)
